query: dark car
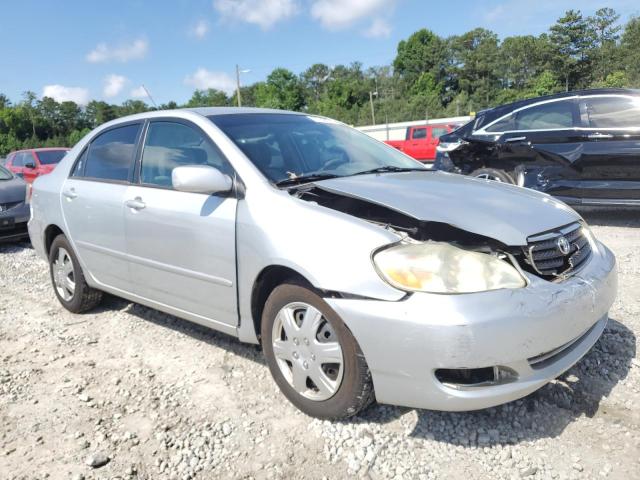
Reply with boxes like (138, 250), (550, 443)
(433, 88), (640, 206)
(0, 164), (30, 242)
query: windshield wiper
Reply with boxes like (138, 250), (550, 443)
(275, 173), (340, 187)
(350, 166), (427, 176)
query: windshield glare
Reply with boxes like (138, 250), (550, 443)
(209, 114), (424, 183)
(0, 165), (12, 180)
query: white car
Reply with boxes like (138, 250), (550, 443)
(28, 108), (617, 419)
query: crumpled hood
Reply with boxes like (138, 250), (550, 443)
(0, 176), (27, 204)
(315, 171), (580, 246)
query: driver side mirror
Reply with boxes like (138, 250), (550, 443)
(172, 165), (232, 195)
(24, 161), (36, 169)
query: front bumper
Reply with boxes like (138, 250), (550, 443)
(0, 203), (30, 242)
(326, 241), (617, 411)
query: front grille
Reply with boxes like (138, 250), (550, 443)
(521, 223), (592, 279)
(0, 201), (22, 212)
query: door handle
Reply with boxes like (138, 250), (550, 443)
(587, 132), (614, 140)
(504, 136), (527, 143)
(125, 198), (146, 210)
(62, 189), (78, 200)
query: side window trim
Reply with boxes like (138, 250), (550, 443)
(475, 97), (579, 135)
(135, 117), (235, 191)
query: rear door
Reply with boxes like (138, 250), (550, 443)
(61, 122), (142, 291)
(577, 94), (640, 203)
(426, 126), (450, 161)
(124, 119), (239, 331)
(9, 152), (26, 178)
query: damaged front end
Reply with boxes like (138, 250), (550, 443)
(290, 179), (595, 293)
(292, 185), (531, 294)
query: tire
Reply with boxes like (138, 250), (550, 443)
(49, 234), (102, 313)
(471, 167), (514, 184)
(261, 284), (375, 419)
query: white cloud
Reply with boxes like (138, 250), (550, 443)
(184, 68), (236, 94)
(213, 0), (298, 29)
(190, 19), (210, 39)
(103, 74), (128, 98)
(86, 38), (149, 63)
(363, 18), (391, 38)
(130, 86), (148, 99)
(42, 85), (90, 105)
(311, 0), (390, 29)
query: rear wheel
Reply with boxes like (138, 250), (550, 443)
(262, 284), (375, 419)
(49, 234), (102, 313)
(471, 167), (514, 184)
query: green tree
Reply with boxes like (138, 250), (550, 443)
(394, 29), (448, 87)
(621, 16), (640, 86)
(255, 68), (304, 111)
(185, 89), (229, 107)
(588, 8), (622, 82)
(550, 10), (593, 90)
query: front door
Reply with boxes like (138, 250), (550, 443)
(124, 120), (238, 329)
(576, 95), (640, 202)
(405, 127), (428, 160)
(61, 122), (142, 291)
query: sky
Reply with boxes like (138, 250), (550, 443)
(0, 0), (638, 106)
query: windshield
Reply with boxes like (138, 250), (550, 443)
(209, 113), (424, 183)
(37, 150), (68, 165)
(0, 165), (12, 180)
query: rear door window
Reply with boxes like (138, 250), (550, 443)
(12, 153), (25, 167)
(430, 127), (449, 139)
(582, 96), (640, 128)
(84, 124), (141, 182)
(515, 100), (576, 130)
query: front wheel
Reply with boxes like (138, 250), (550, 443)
(471, 167), (514, 184)
(49, 234), (103, 313)
(261, 284), (375, 419)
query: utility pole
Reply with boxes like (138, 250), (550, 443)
(369, 91), (377, 125)
(236, 64), (242, 107)
(235, 65), (251, 107)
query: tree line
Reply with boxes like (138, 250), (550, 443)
(1, 7), (639, 156)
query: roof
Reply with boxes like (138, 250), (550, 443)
(185, 106), (304, 117)
(478, 88), (640, 119)
(10, 147), (70, 154)
(474, 88), (640, 129)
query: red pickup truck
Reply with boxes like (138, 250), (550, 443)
(385, 124), (457, 162)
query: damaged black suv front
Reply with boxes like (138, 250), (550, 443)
(434, 88), (640, 207)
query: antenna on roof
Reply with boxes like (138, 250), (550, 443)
(141, 84), (158, 108)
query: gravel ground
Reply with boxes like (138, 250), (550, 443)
(1, 209), (639, 480)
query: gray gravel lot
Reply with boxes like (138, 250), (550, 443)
(1, 209), (639, 480)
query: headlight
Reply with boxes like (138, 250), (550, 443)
(436, 141), (463, 153)
(373, 242), (526, 294)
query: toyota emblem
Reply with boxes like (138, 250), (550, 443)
(556, 236), (571, 255)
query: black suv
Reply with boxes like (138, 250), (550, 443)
(433, 88), (640, 206)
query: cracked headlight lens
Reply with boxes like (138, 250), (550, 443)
(373, 242), (526, 294)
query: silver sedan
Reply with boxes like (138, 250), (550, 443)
(28, 108), (617, 419)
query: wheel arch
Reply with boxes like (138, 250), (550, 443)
(43, 224), (66, 257)
(250, 265), (315, 343)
